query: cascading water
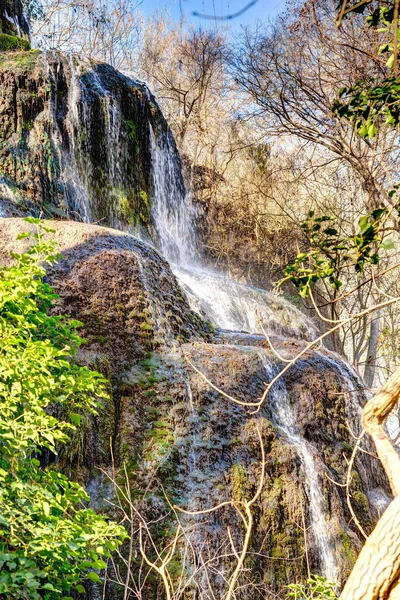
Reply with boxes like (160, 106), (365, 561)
(63, 55), (127, 223)
(175, 265), (317, 339)
(145, 90), (347, 582)
(25, 52), (163, 231)
(259, 350), (338, 582)
(149, 125), (196, 265)
(147, 115), (318, 339)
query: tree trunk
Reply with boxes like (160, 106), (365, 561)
(339, 495), (400, 600)
(340, 367), (400, 600)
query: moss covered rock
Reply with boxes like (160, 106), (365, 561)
(0, 51), (179, 233)
(0, 33), (30, 50)
(0, 0), (30, 40)
(0, 217), (390, 599)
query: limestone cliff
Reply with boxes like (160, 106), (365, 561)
(0, 50), (183, 237)
(0, 0), (29, 48)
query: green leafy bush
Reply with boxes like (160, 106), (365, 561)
(0, 218), (126, 599)
(334, 1), (400, 137)
(278, 207), (392, 297)
(286, 575), (337, 599)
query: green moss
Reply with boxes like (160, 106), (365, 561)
(0, 34), (30, 51)
(231, 463), (248, 502)
(352, 489), (369, 515)
(139, 189), (148, 205)
(139, 189), (151, 224)
(143, 417), (175, 463)
(0, 49), (39, 73)
(115, 189), (137, 225)
(126, 120), (137, 143)
(315, 400), (325, 418)
(204, 320), (215, 333)
(339, 531), (357, 563)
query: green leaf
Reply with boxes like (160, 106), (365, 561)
(367, 122), (377, 138)
(358, 124), (368, 138)
(69, 412), (82, 425)
(87, 572), (101, 584)
(386, 53), (395, 69)
(380, 239), (395, 249)
(92, 559), (107, 569)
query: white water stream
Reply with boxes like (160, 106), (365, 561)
(260, 352), (338, 581)
(147, 118), (343, 580)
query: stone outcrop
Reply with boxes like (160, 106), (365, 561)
(0, 0), (30, 42)
(0, 50), (182, 233)
(0, 218), (390, 599)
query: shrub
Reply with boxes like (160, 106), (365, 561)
(0, 218), (126, 599)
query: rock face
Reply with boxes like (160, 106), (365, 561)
(0, 50), (184, 239)
(0, 0), (30, 42)
(0, 218), (389, 599)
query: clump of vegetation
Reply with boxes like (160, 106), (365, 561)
(286, 575), (336, 599)
(0, 33), (30, 51)
(0, 218), (126, 599)
(0, 49), (39, 72)
(278, 208), (392, 298)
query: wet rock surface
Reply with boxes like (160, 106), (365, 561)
(0, 217), (390, 598)
(0, 50), (179, 231)
(0, 0), (30, 41)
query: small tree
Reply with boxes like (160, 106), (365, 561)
(0, 218), (127, 599)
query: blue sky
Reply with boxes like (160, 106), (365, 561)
(140, 0), (285, 30)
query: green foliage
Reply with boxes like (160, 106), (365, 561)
(0, 34), (30, 52)
(333, 77), (400, 137)
(0, 218), (127, 599)
(333, 1), (400, 136)
(286, 575), (337, 599)
(126, 120), (139, 156)
(278, 208), (392, 297)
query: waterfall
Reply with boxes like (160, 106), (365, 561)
(146, 98), (342, 580)
(146, 114), (317, 340)
(62, 55), (93, 222)
(149, 125), (196, 265)
(174, 264), (317, 339)
(64, 54), (126, 224)
(31, 54), (361, 583)
(259, 351), (338, 582)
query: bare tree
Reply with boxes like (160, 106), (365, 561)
(31, 0), (141, 69)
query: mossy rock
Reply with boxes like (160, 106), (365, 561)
(0, 34), (30, 51)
